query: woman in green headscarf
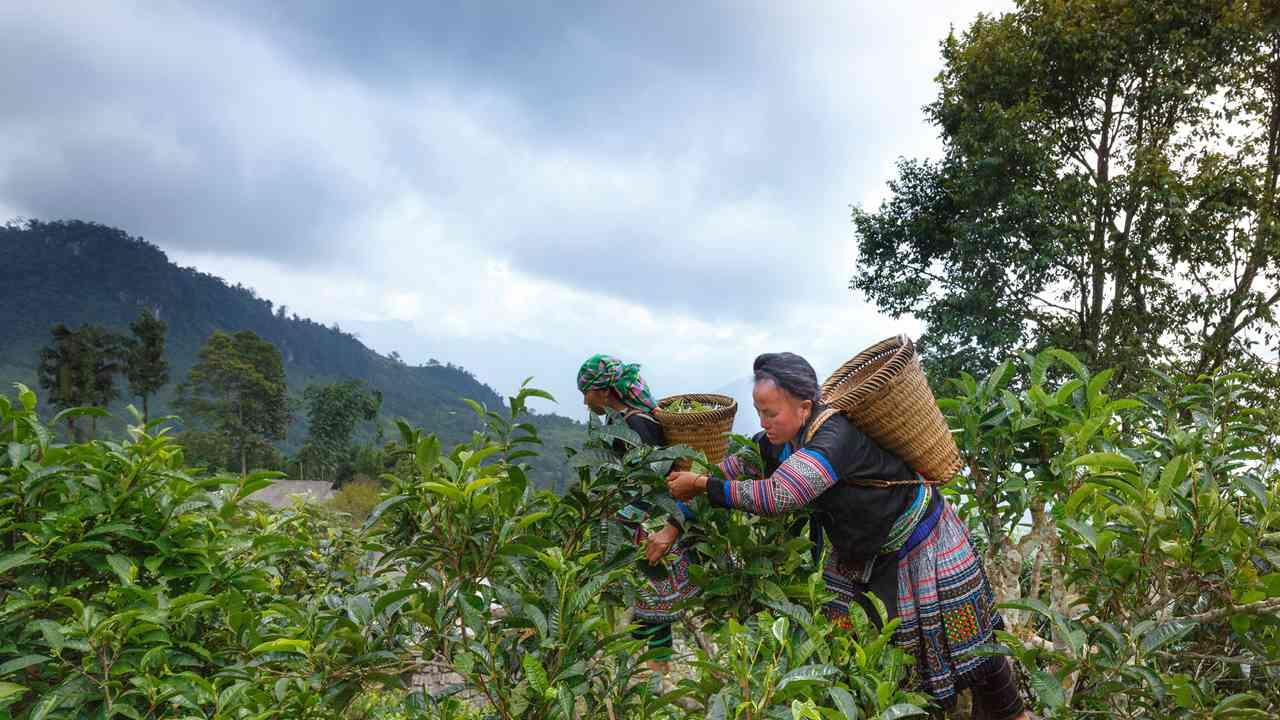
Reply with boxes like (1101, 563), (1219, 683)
(577, 354), (697, 674)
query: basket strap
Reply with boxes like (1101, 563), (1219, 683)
(803, 407), (938, 488)
(802, 407), (842, 445)
(845, 475), (935, 488)
(623, 409), (660, 426)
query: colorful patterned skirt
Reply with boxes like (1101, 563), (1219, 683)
(632, 532), (700, 625)
(824, 499), (1004, 708)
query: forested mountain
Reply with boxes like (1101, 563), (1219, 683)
(0, 219), (580, 485)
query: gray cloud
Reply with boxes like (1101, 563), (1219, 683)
(1, 1), (1009, 393)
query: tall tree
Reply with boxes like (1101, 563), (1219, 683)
(852, 0), (1279, 389)
(126, 308), (169, 424)
(176, 330), (290, 475)
(298, 379), (382, 485)
(37, 324), (94, 441)
(82, 325), (129, 438)
(36, 323), (127, 440)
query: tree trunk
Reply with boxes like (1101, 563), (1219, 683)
(1085, 79), (1117, 365)
(142, 394), (149, 425)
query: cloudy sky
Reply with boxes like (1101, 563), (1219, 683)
(1, 1), (1010, 421)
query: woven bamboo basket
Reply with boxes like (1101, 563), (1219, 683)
(820, 335), (962, 485)
(653, 393), (738, 469)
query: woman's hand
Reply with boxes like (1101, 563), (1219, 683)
(666, 470), (708, 501)
(643, 523), (681, 564)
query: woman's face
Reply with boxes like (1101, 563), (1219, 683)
(752, 380), (812, 445)
(582, 388), (612, 414)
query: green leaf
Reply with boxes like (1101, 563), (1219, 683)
(1025, 353), (1048, 387)
(0, 654), (49, 676)
(592, 422), (643, 448)
(1213, 693), (1262, 715)
(464, 476), (501, 496)
(1070, 452), (1138, 474)
(1046, 349), (1087, 380)
(415, 434), (441, 473)
(518, 387), (556, 403)
(1054, 379), (1085, 405)
(86, 522), (143, 540)
(19, 416), (51, 450)
(778, 664), (838, 690)
(1121, 665), (1166, 702)
(7, 442), (28, 468)
(983, 360), (1014, 394)
(0, 681), (28, 701)
(373, 588), (417, 616)
(568, 448), (617, 469)
(1030, 670), (1066, 710)
(1140, 620), (1195, 654)
(113, 704), (143, 720)
(516, 511), (551, 531)
(50, 405), (109, 429)
(1086, 476), (1147, 504)
(966, 643), (1013, 657)
(997, 597), (1052, 619)
(16, 384), (37, 412)
(30, 621), (65, 652)
(1064, 485), (1095, 515)
(1076, 416), (1107, 446)
(1061, 518), (1099, 551)
(557, 685), (574, 720)
(462, 445), (501, 470)
(30, 691), (60, 720)
(250, 638), (310, 655)
(106, 554), (134, 585)
(1086, 368), (1114, 408)
(522, 654), (550, 695)
(346, 595), (374, 624)
(235, 473), (280, 500)
(772, 616), (790, 646)
(878, 704), (929, 719)
(524, 605), (549, 639)
(1160, 454), (1189, 494)
(1102, 399), (1144, 415)
(453, 650), (475, 674)
(0, 548), (42, 575)
(1235, 474), (1269, 508)
(361, 495), (408, 532)
(422, 482), (465, 503)
(828, 687), (860, 720)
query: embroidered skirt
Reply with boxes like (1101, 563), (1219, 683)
(633, 540), (700, 624)
(620, 516), (700, 625)
(823, 500), (1004, 708)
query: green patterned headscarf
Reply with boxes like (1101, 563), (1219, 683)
(576, 354), (656, 413)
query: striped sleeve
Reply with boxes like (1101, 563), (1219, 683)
(709, 448), (837, 516)
(718, 454), (747, 482)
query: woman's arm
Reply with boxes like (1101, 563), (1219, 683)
(650, 453), (743, 553)
(669, 448), (837, 517)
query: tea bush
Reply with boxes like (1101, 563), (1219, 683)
(4, 349), (1279, 719)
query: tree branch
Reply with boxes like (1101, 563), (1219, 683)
(1158, 650), (1280, 668)
(1178, 596), (1280, 624)
(900, 261), (1078, 316)
(681, 614), (717, 658)
(1232, 285), (1280, 335)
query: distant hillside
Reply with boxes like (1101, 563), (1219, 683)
(0, 219), (580, 485)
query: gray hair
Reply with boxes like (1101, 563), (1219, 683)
(753, 352), (820, 403)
